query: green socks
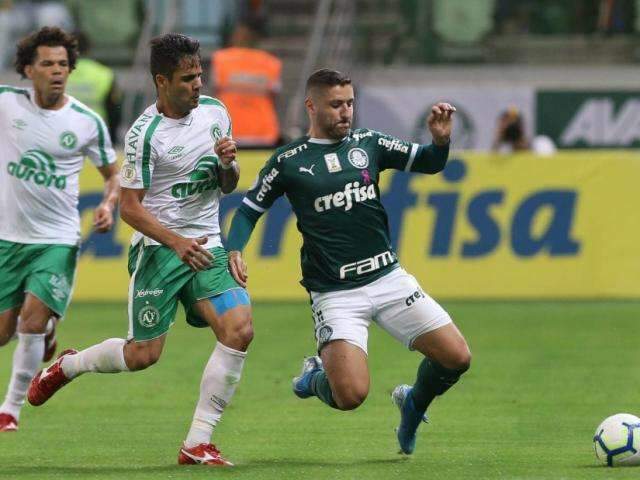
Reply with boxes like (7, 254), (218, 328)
(410, 358), (467, 413)
(310, 370), (339, 409)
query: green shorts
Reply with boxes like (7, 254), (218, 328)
(127, 243), (241, 341)
(0, 239), (79, 317)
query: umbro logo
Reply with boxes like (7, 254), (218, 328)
(168, 146), (185, 156)
(299, 164), (315, 176)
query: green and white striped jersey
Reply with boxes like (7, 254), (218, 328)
(120, 96), (232, 247)
(0, 86), (116, 245)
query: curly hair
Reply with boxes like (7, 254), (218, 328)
(14, 26), (78, 78)
(150, 33), (200, 87)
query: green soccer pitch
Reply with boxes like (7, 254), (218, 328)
(1, 301), (639, 480)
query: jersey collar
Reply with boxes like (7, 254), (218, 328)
(308, 136), (347, 144)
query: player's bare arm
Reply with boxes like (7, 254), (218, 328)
(93, 163), (120, 233)
(427, 102), (456, 145)
(119, 187), (213, 271)
(214, 136), (239, 193)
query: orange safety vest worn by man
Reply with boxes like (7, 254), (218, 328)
(211, 30), (281, 147)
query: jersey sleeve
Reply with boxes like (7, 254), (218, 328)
(241, 153), (285, 213)
(373, 130), (420, 172)
(223, 105), (232, 137)
(120, 115), (162, 189)
(83, 113), (117, 168)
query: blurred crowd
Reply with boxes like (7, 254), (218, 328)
(0, 0), (281, 147)
(0, 0), (268, 68)
(493, 0), (636, 35)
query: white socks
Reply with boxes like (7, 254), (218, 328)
(61, 338), (129, 379)
(0, 333), (45, 419)
(185, 342), (247, 448)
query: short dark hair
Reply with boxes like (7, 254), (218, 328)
(15, 27), (78, 78)
(149, 33), (200, 86)
(305, 69), (352, 94)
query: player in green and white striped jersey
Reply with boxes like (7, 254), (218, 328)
(0, 27), (118, 433)
(29, 33), (251, 467)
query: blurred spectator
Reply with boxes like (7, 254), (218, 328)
(66, 0), (144, 65)
(211, 15), (282, 148)
(493, 0), (604, 35)
(492, 107), (530, 152)
(66, 32), (122, 143)
(0, 0), (74, 67)
(146, 0), (236, 65)
(597, 0), (635, 34)
(0, 1), (11, 69)
(493, 107), (556, 156)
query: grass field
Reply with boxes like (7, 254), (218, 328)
(1, 301), (639, 480)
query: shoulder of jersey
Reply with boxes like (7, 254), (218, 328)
(272, 136), (309, 164)
(198, 95), (227, 110)
(126, 105), (162, 132)
(350, 128), (379, 141)
(0, 84), (30, 101)
(67, 97), (105, 122)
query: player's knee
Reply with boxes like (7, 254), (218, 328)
(448, 346), (472, 372)
(218, 312), (253, 351)
(126, 345), (162, 371)
(333, 383), (368, 411)
(17, 315), (47, 334)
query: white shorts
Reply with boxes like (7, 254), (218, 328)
(309, 267), (452, 354)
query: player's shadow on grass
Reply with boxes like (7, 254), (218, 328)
(237, 457), (412, 469)
(0, 466), (179, 477)
(1, 458), (409, 477)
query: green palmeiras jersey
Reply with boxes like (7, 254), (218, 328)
(239, 128), (449, 292)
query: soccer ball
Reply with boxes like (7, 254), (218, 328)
(593, 413), (640, 467)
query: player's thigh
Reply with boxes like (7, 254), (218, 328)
(24, 244), (79, 320)
(190, 288), (253, 351)
(412, 322), (471, 371)
(309, 287), (373, 355)
(18, 293), (55, 333)
(372, 268), (453, 350)
(0, 306), (20, 346)
(181, 248), (252, 348)
(127, 244), (192, 342)
(321, 340), (370, 404)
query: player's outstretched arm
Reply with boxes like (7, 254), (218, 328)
(403, 102), (456, 174)
(93, 163), (120, 233)
(226, 204), (263, 287)
(215, 136), (239, 193)
(120, 188), (213, 271)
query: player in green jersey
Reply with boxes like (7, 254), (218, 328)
(28, 34), (252, 466)
(226, 69), (471, 455)
(0, 27), (119, 432)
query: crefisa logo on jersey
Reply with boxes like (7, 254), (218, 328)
(8, 149), (66, 190)
(314, 181), (377, 212)
(347, 148), (369, 169)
